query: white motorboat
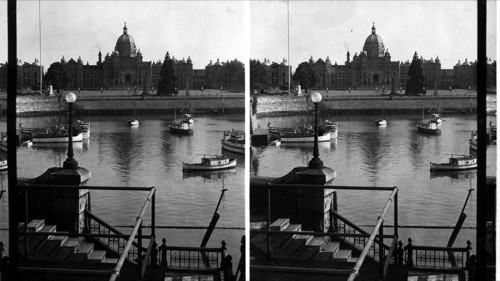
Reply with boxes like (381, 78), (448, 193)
(182, 155), (236, 171)
(127, 119), (140, 126)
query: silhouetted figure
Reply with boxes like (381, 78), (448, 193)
(396, 240), (404, 265)
(158, 238), (167, 266)
(223, 255), (235, 281)
(404, 238), (413, 267)
(150, 241), (158, 266)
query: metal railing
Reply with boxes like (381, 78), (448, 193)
(249, 182), (398, 281)
(18, 184), (156, 281)
(164, 246), (224, 271)
(404, 240), (472, 269)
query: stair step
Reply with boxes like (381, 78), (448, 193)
(314, 242), (340, 261)
(102, 258), (119, 264)
(281, 235), (312, 256)
(27, 219), (45, 232)
(50, 246), (77, 262)
(270, 218), (290, 232)
(88, 250), (106, 263)
(333, 249), (352, 262)
(31, 239), (61, 260)
(272, 224), (301, 248)
(19, 225), (57, 254)
(67, 252), (88, 262)
(61, 237), (84, 248)
(295, 237), (326, 260)
(76, 243), (94, 255)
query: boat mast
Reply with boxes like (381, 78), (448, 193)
(287, 0), (290, 95)
(39, 0), (42, 94)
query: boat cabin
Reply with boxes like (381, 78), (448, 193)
(449, 156), (477, 166)
(202, 156), (230, 166)
(179, 122), (190, 129)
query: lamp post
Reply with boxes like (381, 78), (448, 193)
(63, 92), (78, 169)
(309, 92), (324, 169)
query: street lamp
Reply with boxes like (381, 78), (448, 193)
(449, 86), (452, 96)
(63, 92), (78, 169)
(309, 92), (324, 169)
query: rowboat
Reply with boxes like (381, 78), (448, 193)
(221, 130), (245, 154)
(375, 119), (387, 126)
(127, 119), (140, 126)
(169, 122), (193, 135)
(182, 155), (236, 171)
(430, 155), (477, 171)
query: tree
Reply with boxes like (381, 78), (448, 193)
(405, 52), (425, 95)
(249, 59), (269, 94)
(223, 59), (244, 91)
(157, 52), (177, 95)
(44, 62), (69, 93)
(293, 62), (317, 93)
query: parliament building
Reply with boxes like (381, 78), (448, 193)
(262, 24), (495, 91)
(0, 23), (243, 92)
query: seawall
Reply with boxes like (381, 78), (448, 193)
(14, 95), (245, 116)
(253, 95), (477, 116)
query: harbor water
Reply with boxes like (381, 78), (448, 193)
(0, 113), (245, 262)
(252, 113), (496, 250)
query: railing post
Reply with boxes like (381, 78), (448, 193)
(267, 184), (271, 258)
(138, 221), (143, 280)
(378, 221), (384, 278)
(24, 187), (28, 261)
(405, 238), (413, 268)
(152, 191), (155, 238)
(394, 191), (398, 237)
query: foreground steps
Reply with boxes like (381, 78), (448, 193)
(250, 218), (354, 263)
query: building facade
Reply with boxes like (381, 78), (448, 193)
(278, 23), (495, 91)
(1, 23), (243, 92)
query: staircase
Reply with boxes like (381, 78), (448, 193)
(17, 219), (127, 281)
(250, 218), (356, 263)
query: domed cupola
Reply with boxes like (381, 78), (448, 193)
(187, 56), (192, 64)
(115, 22), (137, 58)
(309, 56), (314, 63)
(362, 23), (385, 58)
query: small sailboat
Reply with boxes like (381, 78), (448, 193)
(417, 109), (440, 135)
(169, 122), (193, 135)
(429, 103), (443, 124)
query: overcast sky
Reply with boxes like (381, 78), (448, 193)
(251, 1), (497, 69)
(0, 1), (246, 69)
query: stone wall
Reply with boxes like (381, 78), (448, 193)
(254, 95), (477, 116)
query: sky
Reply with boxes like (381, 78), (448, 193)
(251, 1), (497, 70)
(0, 1), (246, 69)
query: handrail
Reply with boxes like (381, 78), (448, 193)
(250, 265), (351, 275)
(141, 237), (155, 277)
(19, 267), (114, 275)
(383, 235), (399, 277)
(411, 245), (468, 251)
(347, 187), (398, 281)
(257, 183), (397, 191)
(164, 246), (223, 252)
(85, 210), (147, 251)
(250, 229), (393, 239)
(23, 184), (154, 191)
(109, 187), (155, 281)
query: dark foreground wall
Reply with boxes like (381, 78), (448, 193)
(15, 95), (245, 116)
(253, 95), (477, 116)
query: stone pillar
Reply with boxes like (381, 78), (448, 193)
(23, 167), (91, 233)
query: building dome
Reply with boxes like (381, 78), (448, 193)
(115, 23), (137, 58)
(362, 23), (385, 58)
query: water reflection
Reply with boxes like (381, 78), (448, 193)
(430, 170), (477, 181)
(182, 169), (238, 181)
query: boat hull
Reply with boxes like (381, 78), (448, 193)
(169, 126), (193, 135)
(32, 132), (83, 143)
(280, 132), (331, 143)
(430, 163), (478, 171)
(417, 125), (440, 135)
(221, 140), (245, 154)
(183, 159), (237, 171)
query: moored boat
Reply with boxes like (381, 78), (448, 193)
(127, 119), (140, 126)
(375, 119), (387, 126)
(430, 154), (477, 171)
(0, 157), (7, 171)
(417, 122), (440, 135)
(280, 130), (331, 143)
(181, 114), (194, 125)
(221, 130), (245, 154)
(324, 120), (338, 138)
(169, 122), (193, 135)
(469, 131), (478, 151)
(32, 131), (83, 143)
(76, 120), (90, 139)
(182, 155), (236, 171)
(429, 113), (442, 124)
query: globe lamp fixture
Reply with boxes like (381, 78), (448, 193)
(309, 92), (324, 169)
(63, 92), (78, 169)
